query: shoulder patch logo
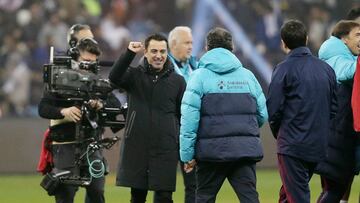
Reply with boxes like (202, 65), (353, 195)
(218, 81), (225, 89)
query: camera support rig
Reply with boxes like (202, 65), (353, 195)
(41, 47), (127, 190)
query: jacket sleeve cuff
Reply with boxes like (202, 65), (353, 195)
(126, 48), (137, 55)
(180, 150), (194, 163)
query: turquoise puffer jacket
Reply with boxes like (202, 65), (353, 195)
(319, 36), (358, 83)
(179, 48), (268, 162)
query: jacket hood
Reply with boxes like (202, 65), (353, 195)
(198, 48), (242, 74)
(319, 36), (354, 61)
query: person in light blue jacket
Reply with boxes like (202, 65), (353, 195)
(179, 27), (268, 203)
(315, 20), (360, 203)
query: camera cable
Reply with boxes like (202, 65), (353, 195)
(86, 144), (105, 179)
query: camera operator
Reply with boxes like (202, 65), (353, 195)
(67, 23), (128, 114)
(38, 37), (108, 203)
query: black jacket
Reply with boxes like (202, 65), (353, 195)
(315, 82), (358, 184)
(38, 92), (81, 141)
(109, 49), (186, 191)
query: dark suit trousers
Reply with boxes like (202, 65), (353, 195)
(196, 161), (259, 203)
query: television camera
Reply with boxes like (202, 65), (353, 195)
(41, 48), (126, 194)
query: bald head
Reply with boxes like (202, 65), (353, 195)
(168, 26), (193, 62)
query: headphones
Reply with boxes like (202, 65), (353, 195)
(67, 37), (99, 61)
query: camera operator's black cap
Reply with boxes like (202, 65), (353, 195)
(67, 24), (91, 48)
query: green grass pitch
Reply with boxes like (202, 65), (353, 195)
(1, 169), (359, 202)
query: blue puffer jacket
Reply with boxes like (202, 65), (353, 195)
(179, 48), (268, 163)
(319, 36), (357, 83)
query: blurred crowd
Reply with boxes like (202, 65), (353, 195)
(0, 0), (358, 117)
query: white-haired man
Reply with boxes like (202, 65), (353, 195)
(168, 26), (197, 203)
(168, 26), (197, 82)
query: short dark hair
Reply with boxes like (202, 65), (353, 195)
(332, 20), (360, 39)
(206, 27), (233, 51)
(144, 33), (168, 50)
(280, 20), (307, 50)
(346, 7), (360, 20)
(77, 37), (101, 56)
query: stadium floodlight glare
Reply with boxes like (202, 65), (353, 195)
(191, 0), (273, 85)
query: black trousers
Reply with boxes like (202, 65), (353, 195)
(54, 176), (105, 203)
(277, 154), (317, 203)
(180, 161), (196, 203)
(130, 188), (173, 203)
(196, 161), (259, 203)
(52, 144), (105, 203)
